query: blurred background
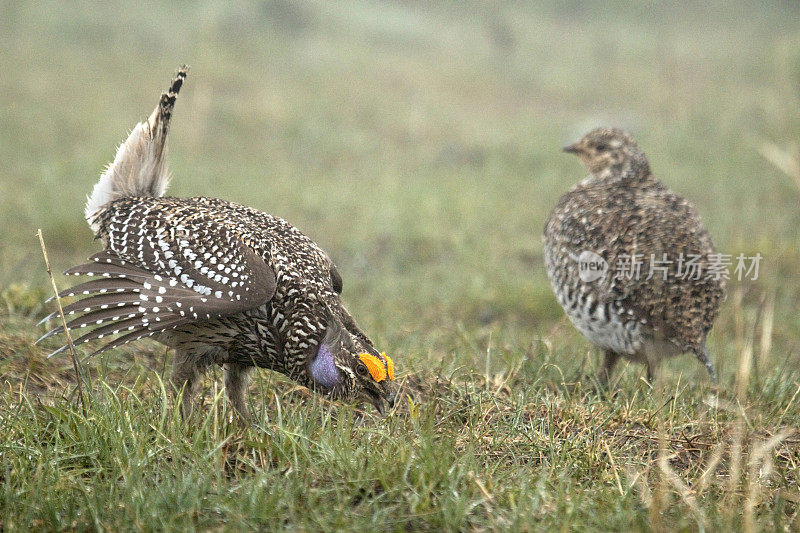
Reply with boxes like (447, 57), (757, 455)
(2, 0), (799, 379)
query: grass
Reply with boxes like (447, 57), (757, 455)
(1, 0), (800, 530)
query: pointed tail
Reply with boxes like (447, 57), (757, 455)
(85, 65), (189, 232)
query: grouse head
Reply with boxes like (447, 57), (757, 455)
(563, 127), (650, 177)
(309, 315), (396, 414)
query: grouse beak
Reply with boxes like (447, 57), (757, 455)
(365, 384), (395, 416)
(563, 142), (581, 154)
(367, 390), (385, 416)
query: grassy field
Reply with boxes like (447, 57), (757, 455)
(2, 1), (800, 530)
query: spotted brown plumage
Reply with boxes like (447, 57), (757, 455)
(39, 66), (396, 417)
(543, 128), (725, 384)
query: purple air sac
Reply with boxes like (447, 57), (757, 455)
(309, 343), (340, 389)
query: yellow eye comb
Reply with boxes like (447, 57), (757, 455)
(383, 352), (395, 380)
(358, 352), (395, 382)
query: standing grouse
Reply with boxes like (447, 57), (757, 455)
(39, 67), (396, 417)
(543, 128), (725, 384)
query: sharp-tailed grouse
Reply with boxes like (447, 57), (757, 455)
(39, 67), (396, 417)
(543, 128), (725, 384)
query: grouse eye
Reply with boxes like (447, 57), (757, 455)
(595, 143), (609, 152)
(357, 363), (369, 376)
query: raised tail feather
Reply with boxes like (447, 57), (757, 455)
(85, 66), (189, 232)
(38, 66), (189, 358)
